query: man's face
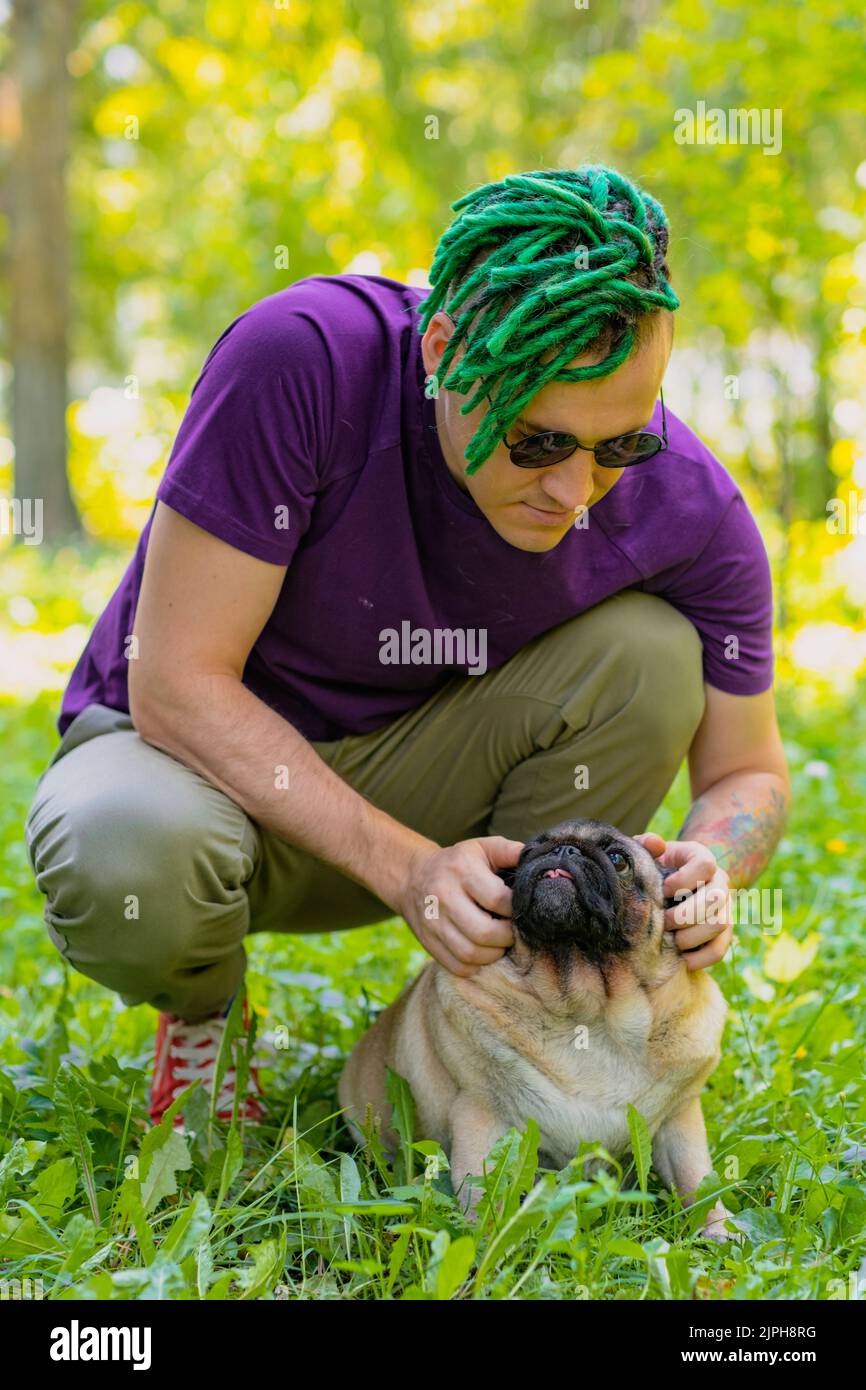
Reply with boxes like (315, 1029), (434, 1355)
(420, 310), (674, 553)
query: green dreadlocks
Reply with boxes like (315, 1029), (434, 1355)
(416, 165), (679, 475)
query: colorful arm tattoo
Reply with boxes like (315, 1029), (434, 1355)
(678, 776), (790, 889)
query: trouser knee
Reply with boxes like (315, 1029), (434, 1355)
(608, 590), (705, 754)
(487, 591), (706, 838)
(25, 733), (257, 1020)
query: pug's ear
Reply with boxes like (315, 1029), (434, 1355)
(497, 866), (517, 889)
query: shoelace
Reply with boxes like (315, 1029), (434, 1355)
(161, 1017), (261, 1113)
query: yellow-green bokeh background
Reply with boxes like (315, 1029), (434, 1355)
(1, 0), (865, 710)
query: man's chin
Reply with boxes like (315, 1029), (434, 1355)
(495, 515), (573, 551)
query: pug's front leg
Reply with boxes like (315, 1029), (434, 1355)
(449, 1092), (510, 1220)
(652, 1095), (738, 1243)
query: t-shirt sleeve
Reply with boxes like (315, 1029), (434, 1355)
(156, 296), (332, 565)
(647, 491), (775, 696)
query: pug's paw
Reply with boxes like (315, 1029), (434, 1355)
(701, 1201), (743, 1245)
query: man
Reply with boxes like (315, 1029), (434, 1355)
(25, 165), (790, 1126)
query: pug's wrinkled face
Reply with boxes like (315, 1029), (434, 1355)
(502, 819), (677, 978)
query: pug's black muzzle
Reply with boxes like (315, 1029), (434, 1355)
(510, 842), (630, 963)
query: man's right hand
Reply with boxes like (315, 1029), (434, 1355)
(396, 835), (524, 977)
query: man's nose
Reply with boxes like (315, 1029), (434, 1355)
(539, 451), (596, 510)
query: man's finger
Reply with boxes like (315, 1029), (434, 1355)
(634, 832), (666, 858)
(482, 835), (525, 868)
(448, 893), (515, 949)
(441, 921), (511, 968)
(670, 919), (726, 950)
(662, 848), (719, 896)
(682, 925), (733, 971)
(666, 881), (731, 930)
(467, 877), (514, 920)
(429, 935), (488, 977)
(463, 857), (516, 917)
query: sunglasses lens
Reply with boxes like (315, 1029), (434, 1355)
(509, 432), (578, 468)
(595, 432), (663, 468)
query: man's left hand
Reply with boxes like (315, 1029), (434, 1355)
(633, 833), (733, 970)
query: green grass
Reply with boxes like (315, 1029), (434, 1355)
(1, 669), (865, 1300)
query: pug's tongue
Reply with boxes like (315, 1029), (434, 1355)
(543, 868), (573, 880)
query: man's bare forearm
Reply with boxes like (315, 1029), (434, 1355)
(129, 670), (436, 911)
(678, 771), (790, 889)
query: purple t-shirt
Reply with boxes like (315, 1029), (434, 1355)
(59, 274), (774, 740)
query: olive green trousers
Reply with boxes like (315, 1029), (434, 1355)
(24, 589), (705, 1022)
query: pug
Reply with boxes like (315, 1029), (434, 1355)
(338, 818), (734, 1242)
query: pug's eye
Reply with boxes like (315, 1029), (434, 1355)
(606, 849), (632, 877)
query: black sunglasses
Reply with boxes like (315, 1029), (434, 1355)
(500, 387), (668, 470)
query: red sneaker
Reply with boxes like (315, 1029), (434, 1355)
(149, 995), (266, 1128)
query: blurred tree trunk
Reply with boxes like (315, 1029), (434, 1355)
(9, 0), (80, 541)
